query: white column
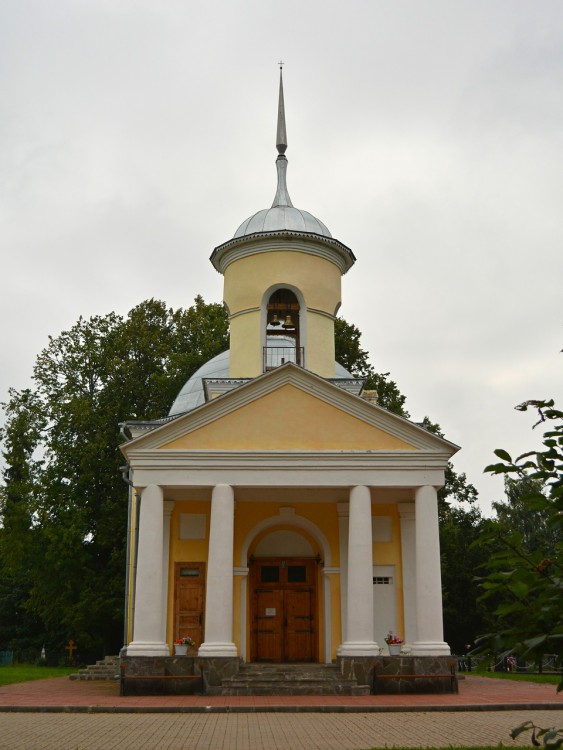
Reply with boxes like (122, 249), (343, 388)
(198, 484), (238, 657)
(398, 502), (417, 645)
(161, 500), (174, 644)
(337, 502), (349, 644)
(339, 485), (379, 656)
(411, 486), (450, 655)
(128, 484), (169, 656)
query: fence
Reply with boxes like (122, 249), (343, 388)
(456, 653), (561, 674)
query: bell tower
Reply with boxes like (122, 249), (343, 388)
(210, 68), (355, 379)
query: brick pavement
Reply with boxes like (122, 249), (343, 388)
(1, 674), (562, 712)
(0, 709), (562, 749)
(0, 676), (561, 749)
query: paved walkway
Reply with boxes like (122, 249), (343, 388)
(0, 677), (561, 749)
(1, 674), (561, 712)
(1, 708), (562, 749)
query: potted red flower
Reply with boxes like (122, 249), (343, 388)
(384, 631), (404, 656)
(173, 636), (195, 656)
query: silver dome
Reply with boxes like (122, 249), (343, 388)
(234, 206), (332, 239)
(169, 348), (354, 416)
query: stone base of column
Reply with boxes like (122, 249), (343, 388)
(198, 642), (238, 658)
(337, 641), (380, 657)
(126, 641), (170, 657)
(410, 641), (451, 656)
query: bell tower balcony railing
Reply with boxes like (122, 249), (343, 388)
(263, 346), (304, 372)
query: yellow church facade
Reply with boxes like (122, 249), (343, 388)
(119, 71), (458, 689)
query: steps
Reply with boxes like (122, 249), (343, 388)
(69, 655), (120, 681)
(220, 663), (370, 696)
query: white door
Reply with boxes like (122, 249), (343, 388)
(373, 565), (397, 649)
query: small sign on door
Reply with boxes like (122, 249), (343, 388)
(265, 608), (276, 617)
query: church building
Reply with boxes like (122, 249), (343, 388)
(119, 71), (458, 692)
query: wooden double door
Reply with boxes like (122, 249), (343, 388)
(250, 558), (318, 662)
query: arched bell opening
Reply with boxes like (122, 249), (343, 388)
(264, 288), (303, 371)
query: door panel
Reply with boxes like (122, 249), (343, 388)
(284, 589), (313, 662)
(174, 563), (205, 649)
(254, 589), (283, 661)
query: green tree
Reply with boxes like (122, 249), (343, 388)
(0, 389), (46, 651)
(334, 317), (409, 417)
(476, 400), (563, 690)
(0, 297), (229, 657)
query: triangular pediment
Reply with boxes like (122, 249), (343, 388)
(121, 363), (459, 457)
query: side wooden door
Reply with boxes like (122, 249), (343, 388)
(174, 562), (205, 649)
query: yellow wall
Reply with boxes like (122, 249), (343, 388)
(229, 310), (262, 377)
(223, 250), (341, 379)
(166, 500), (210, 647)
(125, 491), (139, 646)
(161, 385), (416, 451)
(372, 505), (405, 640)
(224, 251), (341, 313)
(306, 312), (336, 376)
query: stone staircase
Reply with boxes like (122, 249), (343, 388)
(220, 663), (370, 696)
(69, 655), (120, 681)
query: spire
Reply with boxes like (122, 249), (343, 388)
(276, 64), (287, 155)
(272, 63), (293, 208)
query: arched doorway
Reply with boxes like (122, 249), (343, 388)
(249, 529), (319, 662)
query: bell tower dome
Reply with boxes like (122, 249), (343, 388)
(210, 68), (355, 379)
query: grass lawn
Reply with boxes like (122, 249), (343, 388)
(471, 669), (561, 686)
(0, 664), (76, 686)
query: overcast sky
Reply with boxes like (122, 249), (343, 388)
(2, 1), (562, 516)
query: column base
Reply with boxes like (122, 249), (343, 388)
(410, 641), (451, 656)
(198, 642), (238, 658)
(337, 640), (380, 657)
(126, 641), (170, 657)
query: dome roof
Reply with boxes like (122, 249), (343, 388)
(234, 205), (331, 239)
(169, 347), (354, 416)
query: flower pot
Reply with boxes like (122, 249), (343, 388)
(174, 644), (188, 656)
(388, 644), (401, 656)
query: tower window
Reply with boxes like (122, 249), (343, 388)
(264, 288), (303, 370)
